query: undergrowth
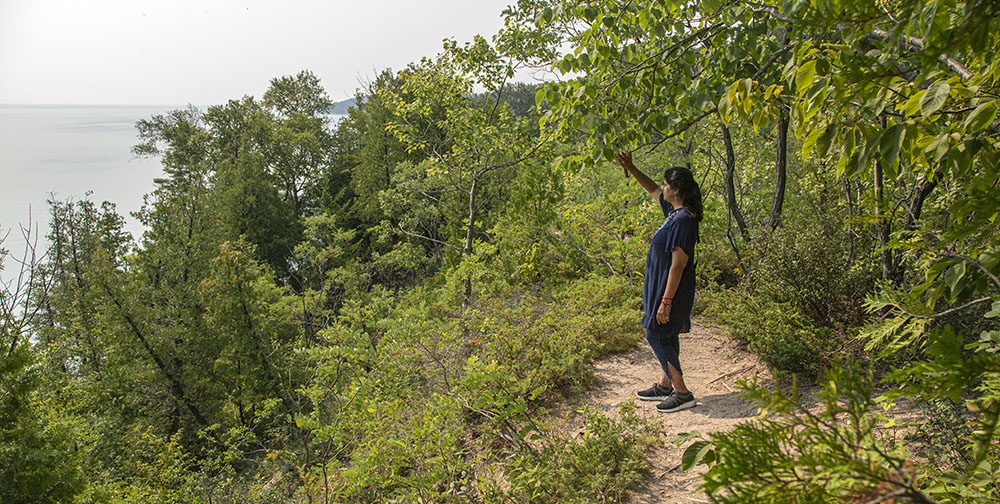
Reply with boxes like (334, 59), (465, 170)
(290, 274), (652, 503)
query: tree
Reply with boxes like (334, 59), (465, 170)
(134, 71), (336, 282)
(262, 70), (336, 219)
(381, 53), (549, 303)
(1, 225), (84, 503)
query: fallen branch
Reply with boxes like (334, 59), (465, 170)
(709, 364), (755, 384)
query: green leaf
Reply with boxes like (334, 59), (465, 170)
(540, 6), (553, 24)
(980, 249), (1000, 275)
(920, 81), (950, 117)
(529, 385), (547, 400)
(546, 87), (561, 108)
(802, 126), (826, 157)
(784, 0), (809, 15)
(535, 88), (545, 109)
(682, 440), (715, 471)
(726, 80), (741, 113)
(965, 100), (998, 133)
(925, 134), (950, 163)
(718, 94), (733, 124)
(986, 301), (1000, 319)
(847, 151), (865, 178)
(944, 262), (967, 293)
(926, 257), (960, 281)
(669, 431), (704, 445)
(817, 123), (837, 158)
(806, 77), (828, 103)
(879, 123), (905, 177)
(902, 90), (926, 117)
(795, 60), (817, 96)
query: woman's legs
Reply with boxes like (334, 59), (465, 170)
(646, 327), (688, 392)
(657, 369), (688, 392)
(667, 363), (688, 393)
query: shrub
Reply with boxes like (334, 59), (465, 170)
(746, 217), (877, 327)
(468, 275), (642, 392)
(489, 402), (655, 503)
(704, 289), (835, 374)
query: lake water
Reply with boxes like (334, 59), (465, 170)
(0, 105), (346, 283)
(0, 105), (170, 276)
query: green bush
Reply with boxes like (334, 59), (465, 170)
(490, 403), (655, 503)
(295, 275), (647, 503)
(746, 217), (877, 327)
(0, 327), (84, 504)
(314, 394), (474, 503)
(704, 289), (835, 374)
(468, 275), (642, 392)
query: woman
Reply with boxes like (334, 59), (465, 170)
(617, 152), (702, 413)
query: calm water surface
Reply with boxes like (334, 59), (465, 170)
(0, 105), (171, 273)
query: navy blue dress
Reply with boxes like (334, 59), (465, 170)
(642, 193), (698, 333)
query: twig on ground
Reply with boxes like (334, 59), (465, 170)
(709, 365), (754, 384)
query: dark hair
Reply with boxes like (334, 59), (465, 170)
(663, 166), (703, 222)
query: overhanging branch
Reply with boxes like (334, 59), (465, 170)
(869, 29), (971, 80)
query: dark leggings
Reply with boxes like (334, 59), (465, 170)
(646, 325), (683, 376)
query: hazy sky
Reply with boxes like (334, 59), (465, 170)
(0, 0), (520, 105)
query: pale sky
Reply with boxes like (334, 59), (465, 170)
(0, 0), (521, 105)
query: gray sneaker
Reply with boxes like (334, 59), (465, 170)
(636, 383), (674, 401)
(656, 391), (696, 412)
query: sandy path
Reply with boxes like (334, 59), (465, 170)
(557, 316), (769, 502)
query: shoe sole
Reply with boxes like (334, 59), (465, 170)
(656, 399), (697, 413)
(636, 394), (671, 401)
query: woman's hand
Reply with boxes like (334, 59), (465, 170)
(617, 152), (635, 176)
(618, 151), (663, 198)
(656, 299), (671, 325)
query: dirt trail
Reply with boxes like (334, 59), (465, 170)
(558, 316), (772, 502)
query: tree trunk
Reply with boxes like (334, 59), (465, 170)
(843, 176), (856, 266)
(903, 169), (942, 232)
(889, 169), (942, 278)
(766, 111), (788, 232)
(462, 177), (478, 306)
(873, 157), (898, 284)
(721, 124), (750, 241)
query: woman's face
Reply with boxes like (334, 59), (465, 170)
(662, 179), (679, 200)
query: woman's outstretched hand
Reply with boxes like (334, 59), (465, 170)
(617, 152), (634, 178)
(618, 151), (662, 198)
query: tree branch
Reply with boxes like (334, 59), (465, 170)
(546, 231), (617, 276)
(644, 107), (718, 153)
(902, 296), (992, 320)
(869, 28), (972, 80)
(395, 224), (462, 251)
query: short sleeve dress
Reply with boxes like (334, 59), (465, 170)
(641, 193), (699, 333)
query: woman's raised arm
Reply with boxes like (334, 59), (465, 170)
(617, 152), (662, 200)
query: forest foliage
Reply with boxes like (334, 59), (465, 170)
(2, 0), (999, 502)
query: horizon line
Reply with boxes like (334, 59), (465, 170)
(0, 103), (205, 108)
